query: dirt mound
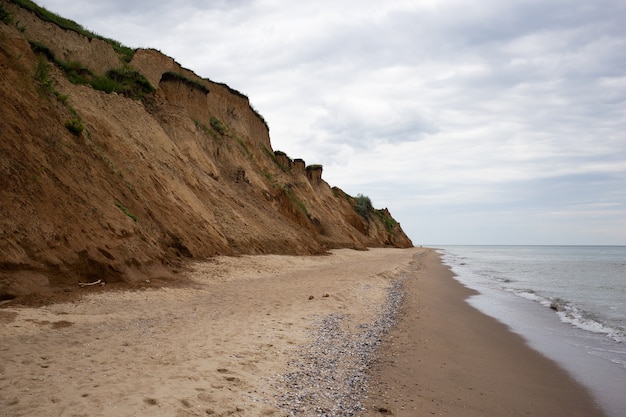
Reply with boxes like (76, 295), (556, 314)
(0, 0), (413, 301)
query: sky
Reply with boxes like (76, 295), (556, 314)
(35, 0), (626, 245)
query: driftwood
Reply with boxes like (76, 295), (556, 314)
(78, 279), (105, 287)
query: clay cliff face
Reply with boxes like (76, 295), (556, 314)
(0, 0), (413, 300)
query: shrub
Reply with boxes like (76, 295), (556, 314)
(355, 194), (373, 219)
(64, 118), (84, 136)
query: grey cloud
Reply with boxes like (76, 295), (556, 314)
(313, 103), (439, 149)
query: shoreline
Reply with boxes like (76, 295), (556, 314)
(364, 248), (606, 417)
(0, 247), (607, 416)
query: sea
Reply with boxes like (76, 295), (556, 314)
(437, 245), (626, 417)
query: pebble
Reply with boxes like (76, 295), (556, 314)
(272, 277), (407, 416)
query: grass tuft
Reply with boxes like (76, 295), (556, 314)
(64, 118), (83, 136)
(115, 201), (137, 222)
(209, 116), (226, 135)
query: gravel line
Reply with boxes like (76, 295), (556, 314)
(273, 277), (407, 416)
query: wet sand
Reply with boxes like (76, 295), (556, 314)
(364, 248), (606, 417)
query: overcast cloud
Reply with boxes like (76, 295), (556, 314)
(36, 0), (626, 245)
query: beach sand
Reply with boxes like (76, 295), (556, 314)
(363, 248), (606, 417)
(0, 248), (605, 416)
(0, 248), (415, 417)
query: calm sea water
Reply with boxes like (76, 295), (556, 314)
(437, 245), (626, 417)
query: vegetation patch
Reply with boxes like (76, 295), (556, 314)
(271, 150), (290, 172)
(28, 41), (154, 100)
(209, 116), (226, 135)
(64, 118), (83, 136)
(34, 56), (54, 94)
(263, 146), (284, 168)
(115, 201), (137, 222)
(262, 146), (274, 159)
(354, 194), (373, 219)
(284, 187), (309, 217)
(161, 71), (210, 94)
(32, 50), (86, 137)
(236, 136), (253, 159)
(102, 67), (155, 98)
(194, 119), (217, 140)
(204, 78), (246, 99)
(0, 4), (12, 24)
(263, 170), (275, 185)
(9, 0), (134, 62)
(375, 209), (398, 233)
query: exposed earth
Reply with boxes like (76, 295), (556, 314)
(0, 0), (412, 303)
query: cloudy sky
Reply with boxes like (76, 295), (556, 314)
(36, 0), (626, 245)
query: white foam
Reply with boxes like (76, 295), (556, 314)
(504, 288), (626, 343)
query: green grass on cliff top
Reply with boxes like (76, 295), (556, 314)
(8, 0), (134, 62)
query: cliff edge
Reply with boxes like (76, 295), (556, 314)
(0, 0), (413, 302)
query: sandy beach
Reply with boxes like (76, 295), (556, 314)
(0, 248), (605, 416)
(0, 248), (415, 416)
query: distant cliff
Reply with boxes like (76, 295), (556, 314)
(0, 0), (413, 301)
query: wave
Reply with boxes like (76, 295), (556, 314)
(511, 289), (625, 344)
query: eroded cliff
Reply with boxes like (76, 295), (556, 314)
(0, 0), (413, 301)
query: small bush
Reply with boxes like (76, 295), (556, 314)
(54, 91), (69, 103)
(355, 194), (373, 219)
(64, 118), (84, 136)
